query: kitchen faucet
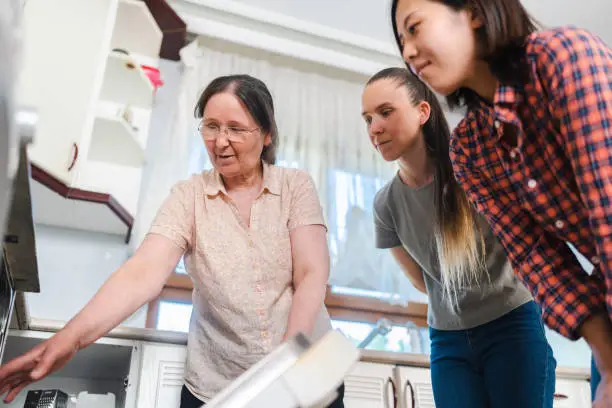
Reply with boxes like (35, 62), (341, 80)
(358, 318), (427, 354)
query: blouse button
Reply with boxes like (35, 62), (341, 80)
(527, 179), (537, 189)
(555, 220), (565, 229)
(591, 256), (600, 265)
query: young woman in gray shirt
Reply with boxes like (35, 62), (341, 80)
(361, 67), (556, 408)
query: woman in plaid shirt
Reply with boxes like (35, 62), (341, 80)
(389, 0), (612, 406)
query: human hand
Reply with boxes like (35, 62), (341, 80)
(0, 330), (80, 402)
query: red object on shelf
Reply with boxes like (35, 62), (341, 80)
(141, 65), (164, 90)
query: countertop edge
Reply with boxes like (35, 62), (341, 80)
(28, 319), (591, 381)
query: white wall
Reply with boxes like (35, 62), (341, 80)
(26, 224), (147, 327)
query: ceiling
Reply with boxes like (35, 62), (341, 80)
(229, 0), (612, 45)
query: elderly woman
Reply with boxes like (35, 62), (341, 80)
(0, 74), (344, 407)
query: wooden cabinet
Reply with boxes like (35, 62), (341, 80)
(18, 0), (163, 237)
(344, 362), (396, 408)
(135, 343), (187, 408)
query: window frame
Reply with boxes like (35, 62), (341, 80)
(146, 273), (428, 330)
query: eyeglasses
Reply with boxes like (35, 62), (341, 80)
(198, 122), (260, 143)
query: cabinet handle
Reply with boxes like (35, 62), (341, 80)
(384, 376), (398, 408)
(553, 393), (568, 400)
(68, 142), (78, 171)
(403, 379), (416, 408)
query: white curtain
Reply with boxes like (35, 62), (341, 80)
(133, 37), (428, 305)
(129, 43), (202, 254)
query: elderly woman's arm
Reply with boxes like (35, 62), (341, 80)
(284, 224), (330, 340)
(0, 235), (184, 402)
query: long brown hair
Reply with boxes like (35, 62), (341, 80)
(367, 68), (485, 301)
(390, 0), (537, 108)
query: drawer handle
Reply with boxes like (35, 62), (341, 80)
(384, 377), (398, 408)
(554, 393), (568, 400)
(404, 379), (416, 408)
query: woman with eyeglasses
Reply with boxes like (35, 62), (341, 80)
(0, 75), (344, 408)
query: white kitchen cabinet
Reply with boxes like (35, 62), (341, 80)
(135, 343), (187, 408)
(2, 330), (141, 408)
(18, 0), (163, 237)
(393, 366), (435, 408)
(344, 361), (396, 408)
(553, 378), (591, 408)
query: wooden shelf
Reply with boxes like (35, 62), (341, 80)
(90, 105), (145, 168)
(100, 51), (155, 109)
(111, 0), (163, 59)
(30, 164), (133, 239)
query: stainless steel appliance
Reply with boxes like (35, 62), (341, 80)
(24, 389), (68, 408)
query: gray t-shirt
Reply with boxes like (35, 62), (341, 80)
(374, 175), (532, 330)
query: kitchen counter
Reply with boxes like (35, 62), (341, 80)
(29, 318), (590, 381)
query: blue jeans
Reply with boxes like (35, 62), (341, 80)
(592, 357), (602, 400)
(429, 301), (556, 408)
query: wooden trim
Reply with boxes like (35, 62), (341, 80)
(327, 307), (428, 328)
(324, 286), (428, 320)
(159, 287), (193, 302)
(145, 0), (187, 60)
(30, 163), (134, 228)
(166, 273), (194, 290)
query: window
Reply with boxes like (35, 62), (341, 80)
(327, 168), (386, 264)
(157, 301), (192, 332)
(326, 168), (428, 305)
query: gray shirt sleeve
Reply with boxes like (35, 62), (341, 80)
(373, 190), (402, 249)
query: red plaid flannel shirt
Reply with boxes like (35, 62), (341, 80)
(451, 27), (612, 339)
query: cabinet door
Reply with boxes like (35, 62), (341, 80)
(553, 379), (591, 408)
(19, 0), (115, 184)
(136, 343), (187, 408)
(394, 366), (435, 408)
(344, 362), (396, 408)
